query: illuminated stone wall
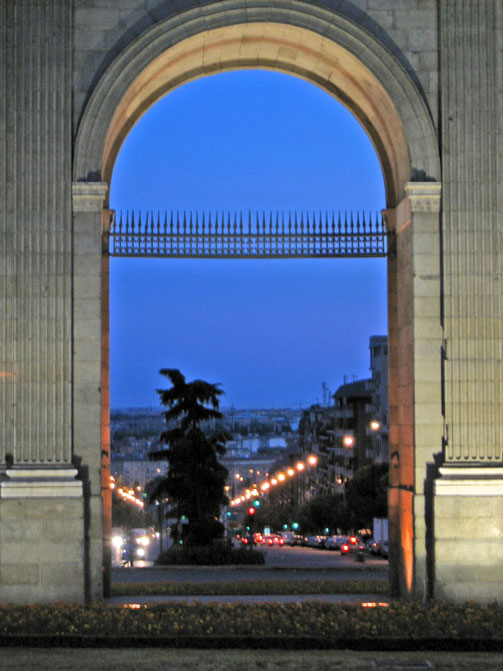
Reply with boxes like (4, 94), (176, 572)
(1, 0), (501, 603)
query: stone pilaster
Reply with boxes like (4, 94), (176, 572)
(0, 1), (85, 604)
(72, 182), (109, 603)
(0, 0), (73, 468)
(440, 0), (503, 465)
(386, 183), (443, 599)
(432, 0), (503, 602)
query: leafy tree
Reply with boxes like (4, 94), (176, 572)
(149, 369), (230, 546)
(112, 491), (153, 530)
(345, 463), (388, 530)
(298, 493), (347, 534)
(250, 499), (298, 533)
(145, 475), (170, 553)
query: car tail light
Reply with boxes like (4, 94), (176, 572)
(349, 536), (357, 544)
(341, 543), (349, 553)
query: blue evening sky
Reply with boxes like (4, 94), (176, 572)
(109, 70), (387, 410)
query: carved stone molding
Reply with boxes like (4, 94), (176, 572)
(405, 182), (442, 213)
(72, 182), (108, 212)
(435, 466), (503, 497)
(1, 467), (82, 498)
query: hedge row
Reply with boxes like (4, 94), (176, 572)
(111, 578), (389, 597)
(1, 601), (502, 648)
(155, 546), (265, 565)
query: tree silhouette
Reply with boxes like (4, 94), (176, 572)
(149, 369), (230, 546)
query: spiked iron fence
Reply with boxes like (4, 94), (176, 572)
(107, 211), (388, 258)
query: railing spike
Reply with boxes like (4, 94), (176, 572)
(108, 208), (387, 259)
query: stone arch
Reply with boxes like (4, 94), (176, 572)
(74, 2), (440, 208)
(72, 1), (442, 601)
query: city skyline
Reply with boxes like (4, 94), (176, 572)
(109, 70), (387, 409)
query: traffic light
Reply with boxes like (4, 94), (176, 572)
(247, 506), (256, 516)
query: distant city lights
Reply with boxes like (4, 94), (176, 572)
(229, 455), (319, 506)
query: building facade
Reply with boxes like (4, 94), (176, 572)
(299, 336), (389, 498)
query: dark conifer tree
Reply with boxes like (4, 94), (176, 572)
(149, 369), (230, 546)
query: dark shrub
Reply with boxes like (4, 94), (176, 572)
(156, 543), (265, 565)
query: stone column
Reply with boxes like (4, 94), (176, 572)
(72, 182), (110, 603)
(434, 0), (503, 602)
(0, 0), (85, 602)
(386, 183), (443, 600)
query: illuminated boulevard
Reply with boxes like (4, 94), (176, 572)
(110, 542), (389, 606)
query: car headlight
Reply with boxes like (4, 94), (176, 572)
(112, 536), (124, 549)
(136, 547), (145, 558)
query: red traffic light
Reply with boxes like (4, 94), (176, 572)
(247, 507), (256, 516)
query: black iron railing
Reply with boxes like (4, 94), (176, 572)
(107, 210), (387, 258)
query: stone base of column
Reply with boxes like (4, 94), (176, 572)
(0, 467), (87, 603)
(433, 466), (503, 603)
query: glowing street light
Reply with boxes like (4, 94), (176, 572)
(277, 473), (286, 482)
(342, 435), (355, 448)
(370, 420), (381, 431)
(296, 462), (305, 472)
(287, 468), (295, 477)
(307, 455), (318, 466)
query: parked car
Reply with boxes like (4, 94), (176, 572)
(340, 536), (365, 554)
(365, 538), (380, 555)
(325, 535), (345, 551)
(307, 535), (326, 548)
(281, 531), (295, 545)
(240, 532), (264, 545)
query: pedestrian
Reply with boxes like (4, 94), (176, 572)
(122, 536), (136, 567)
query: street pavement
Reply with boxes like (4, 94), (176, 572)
(109, 543), (389, 605)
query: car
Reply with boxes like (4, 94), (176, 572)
(281, 531), (295, 545)
(324, 535), (345, 551)
(365, 538), (380, 555)
(340, 536), (365, 554)
(264, 534), (285, 546)
(240, 532), (264, 545)
(131, 528), (152, 547)
(307, 535), (327, 548)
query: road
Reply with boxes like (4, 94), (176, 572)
(112, 538), (388, 584)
